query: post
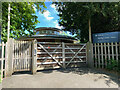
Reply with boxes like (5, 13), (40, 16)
(32, 39), (37, 74)
(88, 18), (92, 42)
(6, 38), (14, 77)
(62, 42), (65, 68)
(86, 42), (94, 68)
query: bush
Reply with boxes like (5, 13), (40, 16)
(106, 59), (118, 71)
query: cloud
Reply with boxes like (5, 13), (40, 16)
(50, 4), (58, 13)
(33, 5), (36, 11)
(43, 10), (54, 20)
(53, 20), (63, 29)
(50, 4), (56, 9)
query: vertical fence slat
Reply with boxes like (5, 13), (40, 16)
(111, 42), (114, 60)
(1, 42), (4, 80)
(28, 41), (30, 70)
(108, 43), (110, 60)
(21, 41), (23, 70)
(23, 41), (25, 70)
(101, 43), (104, 68)
(27, 41), (29, 70)
(18, 41), (20, 71)
(16, 41), (18, 71)
(104, 43), (107, 67)
(115, 42), (118, 61)
(94, 43), (97, 67)
(15, 40), (17, 71)
(97, 43), (100, 68)
(25, 41), (28, 70)
(62, 42), (65, 68)
(12, 40), (14, 72)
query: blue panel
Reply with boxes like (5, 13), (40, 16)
(92, 32), (120, 43)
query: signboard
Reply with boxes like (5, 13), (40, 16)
(92, 31), (120, 43)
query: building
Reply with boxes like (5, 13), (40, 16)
(18, 27), (77, 43)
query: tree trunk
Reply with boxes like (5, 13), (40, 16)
(88, 18), (92, 42)
(7, 3), (10, 41)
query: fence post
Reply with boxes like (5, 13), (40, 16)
(6, 38), (14, 77)
(62, 42), (65, 68)
(86, 42), (94, 68)
(32, 39), (37, 74)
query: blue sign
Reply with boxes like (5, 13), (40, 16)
(92, 31), (120, 43)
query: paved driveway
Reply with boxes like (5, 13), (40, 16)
(2, 68), (119, 88)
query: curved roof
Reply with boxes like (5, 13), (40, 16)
(18, 27), (78, 42)
(18, 34), (77, 41)
(35, 27), (61, 31)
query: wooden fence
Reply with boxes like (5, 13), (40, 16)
(0, 42), (7, 80)
(93, 42), (120, 68)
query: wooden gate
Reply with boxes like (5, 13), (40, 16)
(13, 40), (32, 72)
(36, 42), (87, 70)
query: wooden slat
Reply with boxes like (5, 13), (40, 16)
(115, 42), (118, 61)
(94, 43), (97, 67)
(16, 41), (18, 70)
(37, 42), (85, 45)
(26, 41), (28, 70)
(37, 61), (86, 65)
(62, 42), (65, 68)
(107, 43), (110, 60)
(37, 52), (86, 54)
(101, 43), (104, 68)
(1, 42), (4, 80)
(21, 41), (23, 70)
(23, 41), (25, 70)
(18, 41), (21, 71)
(37, 56), (86, 59)
(25, 41), (27, 70)
(28, 41), (31, 70)
(97, 43), (100, 68)
(111, 42), (114, 60)
(104, 43), (107, 67)
(13, 40), (15, 71)
(38, 47), (86, 50)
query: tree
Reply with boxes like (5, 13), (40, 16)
(2, 2), (46, 42)
(54, 2), (119, 43)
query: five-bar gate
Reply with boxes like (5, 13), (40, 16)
(36, 42), (87, 70)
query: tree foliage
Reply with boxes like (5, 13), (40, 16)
(2, 2), (46, 42)
(54, 2), (119, 42)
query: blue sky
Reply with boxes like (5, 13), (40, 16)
(33, 2), (76, 37)
(34, 2), (63, 29)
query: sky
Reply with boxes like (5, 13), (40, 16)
(34, 2), (76, 37)
(35, 2), (63, 29)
